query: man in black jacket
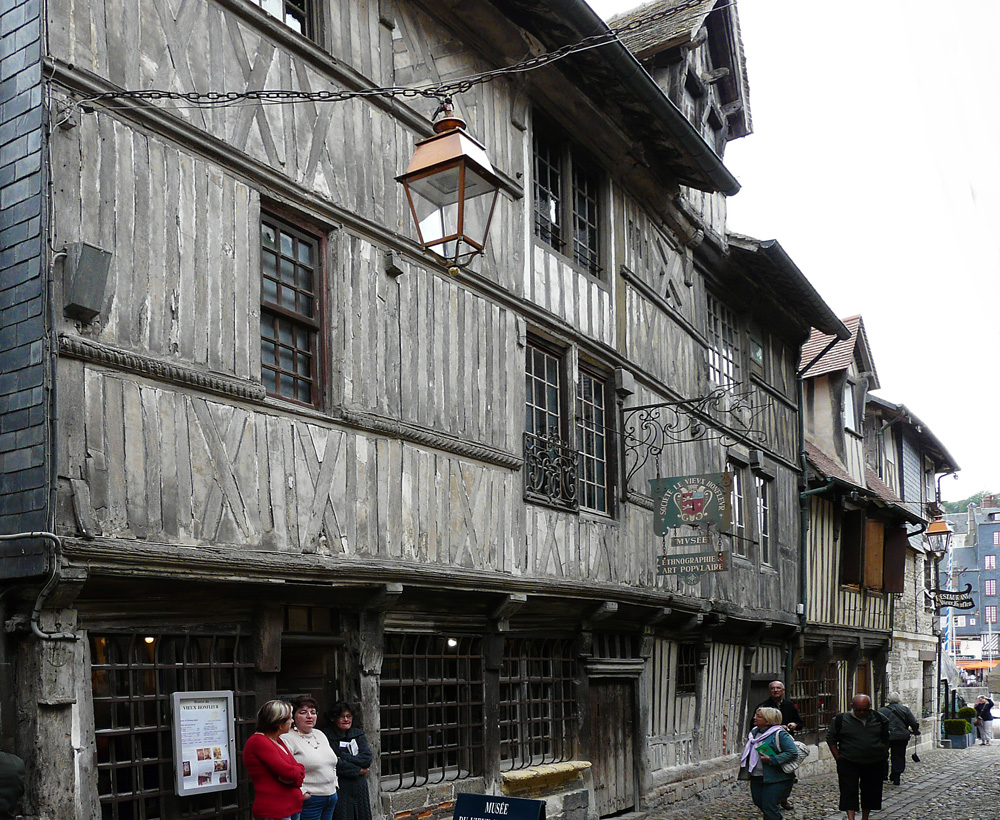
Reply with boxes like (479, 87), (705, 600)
(756, 680), (803, 734)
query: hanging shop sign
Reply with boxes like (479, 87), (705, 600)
(656, 531), (728, 585)
(929, 584), (976, 611)
(649, 472), (732, 535)
(171, 690), (238, 796)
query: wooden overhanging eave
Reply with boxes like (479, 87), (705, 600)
(476, 0), (740, 195)
(805, 473), (923, 527)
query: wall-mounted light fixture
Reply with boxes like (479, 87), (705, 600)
(926, 515), (954, 556)
(397, 100), (501, 269)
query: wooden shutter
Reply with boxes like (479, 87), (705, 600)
(864, 520), (884, 589)
(840, 510), (865, 585)
(882, 526), (909, 593)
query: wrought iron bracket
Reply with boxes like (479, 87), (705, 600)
(621, 387), (771, 494)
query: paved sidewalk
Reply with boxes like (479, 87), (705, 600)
(643, 743), (1000, 820)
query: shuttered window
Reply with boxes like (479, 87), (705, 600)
(840, 510), (865, 586)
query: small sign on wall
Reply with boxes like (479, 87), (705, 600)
(171, 691), (238, 796)
(454, 793), (544, 820)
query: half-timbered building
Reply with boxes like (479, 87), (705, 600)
(866, 397), (958, 750)
(0, 1), (849, 818)
(795, 317), (927, 766)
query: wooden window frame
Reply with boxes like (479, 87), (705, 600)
(675, 643), (698, 694)
(993, 531), (1000, 547)
(706, 293), (740, 390)
(576, 369), (611, 515)
(532, 116), (603, 277)
(729, 459), (748, 558)
(840, 509), (866, 586)
(987, 579), (998, 597)
(260, 214), (322, 407)
(248, 0), (315, 40)
(755, 473), (771, 566)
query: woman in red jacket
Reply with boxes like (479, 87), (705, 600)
(244, 700), (306, 820)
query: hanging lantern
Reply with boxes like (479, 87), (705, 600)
(397, 102), (501, 267)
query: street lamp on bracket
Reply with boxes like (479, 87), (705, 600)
(397, 99), (502, 270)
(925, 515), (954, 559)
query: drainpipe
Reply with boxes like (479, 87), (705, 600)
(0, 532), (78, 641)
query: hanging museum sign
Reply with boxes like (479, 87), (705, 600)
(656, 531), (728, 585)
(649, 472), (732, 535)
(929, 583), (976, 611)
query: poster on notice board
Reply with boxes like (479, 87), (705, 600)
(171, 690), (238, 796)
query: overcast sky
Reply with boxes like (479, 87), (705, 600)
(586, 0), (1000, 502)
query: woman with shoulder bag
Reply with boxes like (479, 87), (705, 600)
(739, 707), (799, 820)
(974, 696), (994, 745)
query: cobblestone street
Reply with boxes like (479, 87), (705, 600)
(644, 743), (1000, 820)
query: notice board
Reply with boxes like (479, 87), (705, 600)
(171, 690), (238, 796)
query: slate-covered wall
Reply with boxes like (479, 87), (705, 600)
(0, 0), (48, 536)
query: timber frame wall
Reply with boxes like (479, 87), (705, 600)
(0, 1), (836, 819)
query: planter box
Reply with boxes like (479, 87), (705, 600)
(947, 734), (971, 749)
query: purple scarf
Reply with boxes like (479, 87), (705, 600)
(741, 724), (782, 772)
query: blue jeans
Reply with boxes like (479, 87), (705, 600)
(749, 776), (794, 820)
(299, 793), (338, 820)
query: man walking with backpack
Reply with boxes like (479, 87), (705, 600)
(826, 694), (890, 820)
(878, 692), (920, 785)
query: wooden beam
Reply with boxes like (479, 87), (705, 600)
(364, 583), (403, 612)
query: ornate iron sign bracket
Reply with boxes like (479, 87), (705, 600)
(621, 387), (771, 495)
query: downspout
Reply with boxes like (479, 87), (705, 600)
(0, 532), (78, 641)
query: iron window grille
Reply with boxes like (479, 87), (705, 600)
(532, 121), (601, 276)
(249, 0), (313, 38)
(261, 216), (320, 406)
(675, 643), (698, 694)
(755, 474), (771, 565)
(499, 638), (576, 770)
(90, 632), (255, 820)
(524, 344), (577, 510)
(706, 293), (739, 390)
(379, 634), (485, 792)
(790, 663), (838, 736)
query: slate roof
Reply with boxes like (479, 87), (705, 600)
(799, 315), (880, 389)
(804, 442), (920, 523)
(610, 0), (719, 55)
(609, 0), (752, 138)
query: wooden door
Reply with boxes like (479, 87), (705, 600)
(586, 680), (636, 816)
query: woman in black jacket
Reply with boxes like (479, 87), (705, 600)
(323, 702), (373, 820)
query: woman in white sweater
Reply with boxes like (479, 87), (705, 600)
(282, 696), (339, 820)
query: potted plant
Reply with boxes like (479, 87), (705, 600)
(944, 718), (974, 749)
(959, 706), (978, 746)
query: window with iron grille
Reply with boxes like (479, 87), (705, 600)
(706, 293), (739, 389)
(499, 638), (576, 770)
(249, 0), (313, 38)
(577, 371), (609, 513)
(755, 474), (771, 565)
(790, 663), (838, 736)
(379, 634), (484, 791)
(90, 632), (256, 820)
(532, 119), (601, 276)
(675, 643), (699, 694)
(524, 343), (614, 514)
(261, 215), (320, 406)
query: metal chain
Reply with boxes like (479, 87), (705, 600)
(77, 0), (735, 109)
